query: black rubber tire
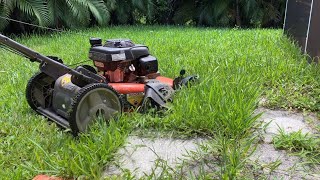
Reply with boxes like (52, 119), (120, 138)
(68, 83), (122, 136)
(26, 72), (55, 111)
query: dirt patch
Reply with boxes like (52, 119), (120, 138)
(104, 136), (206, 178)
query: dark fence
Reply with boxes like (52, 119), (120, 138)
(284, 0), (320, 61)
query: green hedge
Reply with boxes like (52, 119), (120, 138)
(0, 0), (286, 33)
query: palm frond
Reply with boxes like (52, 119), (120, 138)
(17, 0), (49, 25)
(0, 0), (13, 30)
(85, 0), (110, 25)
(66, 0), (90, 26)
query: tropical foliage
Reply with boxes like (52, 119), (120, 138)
(0, 0), (286, 33)
(171, 0), (286, 27)
(0, 0), (113, 32)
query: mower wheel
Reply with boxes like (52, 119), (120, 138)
(26, 72), (55, 111)
(69, 83), (122, 136)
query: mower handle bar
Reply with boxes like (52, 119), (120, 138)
(0, 33), (101, 84)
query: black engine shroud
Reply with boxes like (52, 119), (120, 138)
(89, 39), (159, 80)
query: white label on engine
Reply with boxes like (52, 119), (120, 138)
(111, 53), (126, 61)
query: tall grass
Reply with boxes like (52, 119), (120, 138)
(0, 26), (319, 179)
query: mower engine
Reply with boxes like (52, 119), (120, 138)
(89, 38), (158, 83)
(87, 38), (181, 111)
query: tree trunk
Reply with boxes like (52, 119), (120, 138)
(235, 0), (242, 27)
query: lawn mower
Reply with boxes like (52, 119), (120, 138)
(0, 34), (197, 135)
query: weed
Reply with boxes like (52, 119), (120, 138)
(273, 129), (320, 166)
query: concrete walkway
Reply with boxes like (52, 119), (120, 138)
(250, 108), (320, 179)
(104, 108), (320, 179)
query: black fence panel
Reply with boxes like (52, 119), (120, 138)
(284, 0), (320, 61)
(306, 0), (320, 59)
(284, 0), (312, 52)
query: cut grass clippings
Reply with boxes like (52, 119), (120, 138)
(0, 26), (319, 179)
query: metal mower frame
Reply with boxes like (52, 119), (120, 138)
(0, 34), (197, 135)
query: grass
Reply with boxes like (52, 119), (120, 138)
(273, 129), (320, 166)
(0, 26), (319, 179)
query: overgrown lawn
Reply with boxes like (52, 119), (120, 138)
(0, 26), (319, 179)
